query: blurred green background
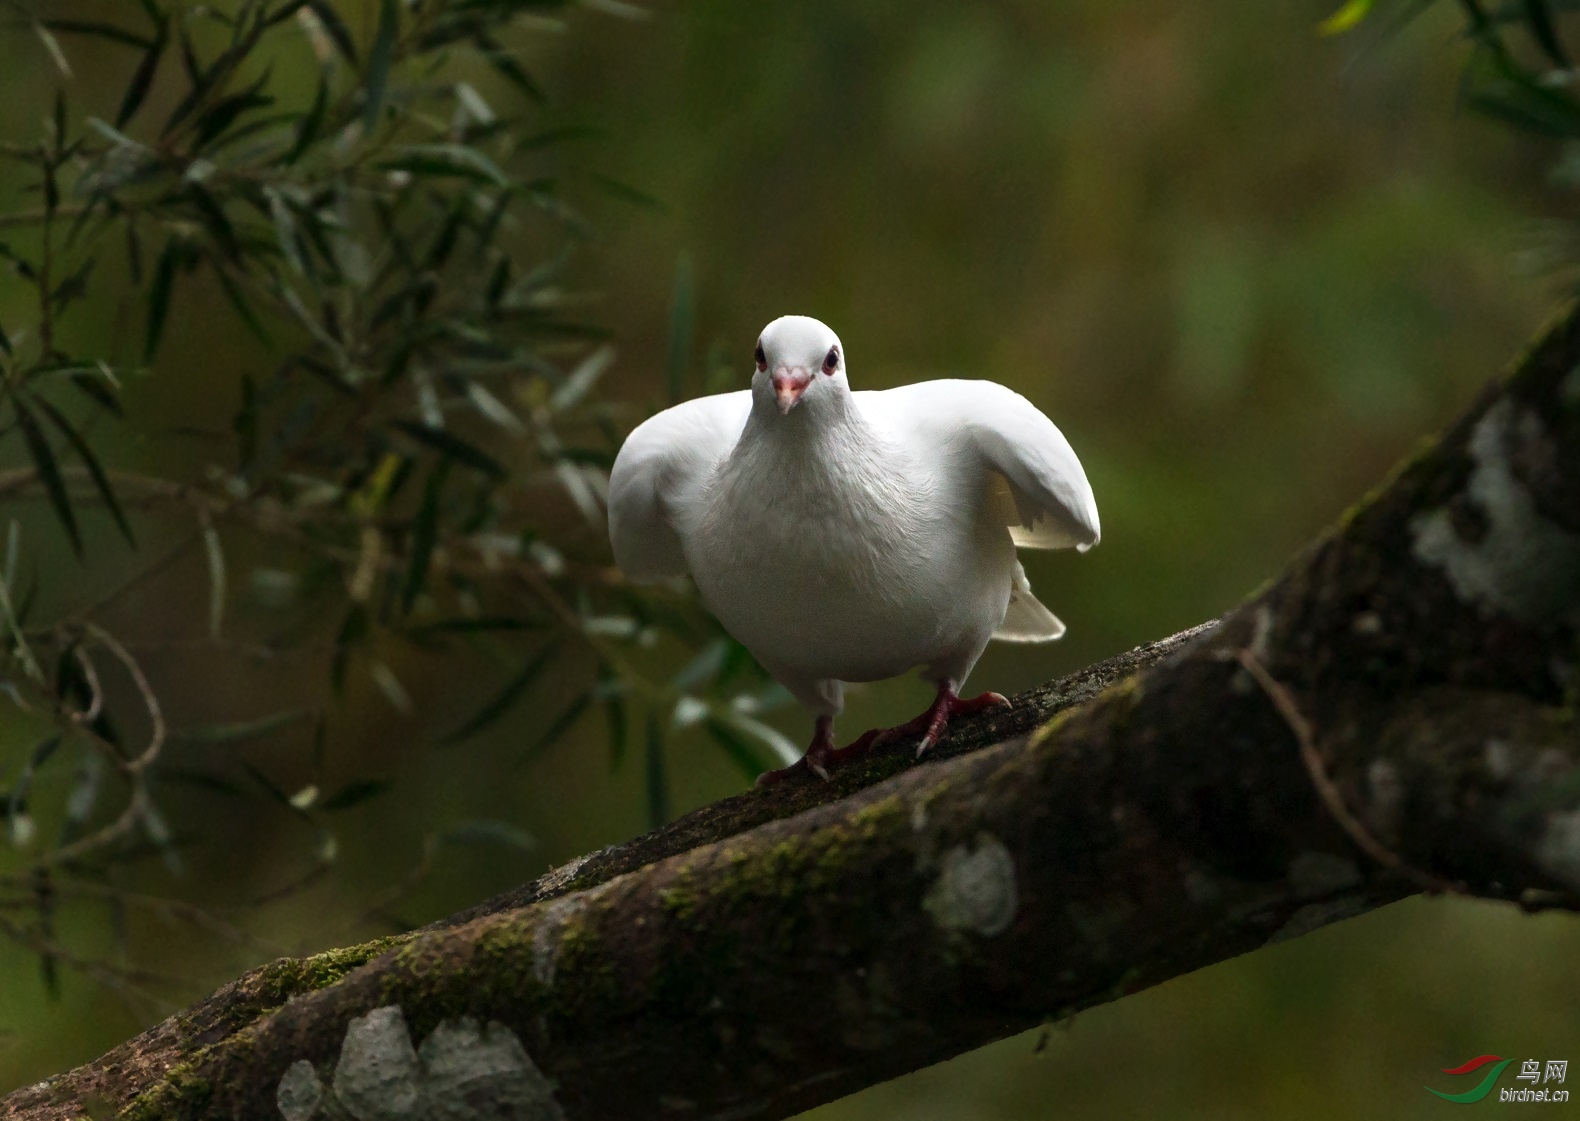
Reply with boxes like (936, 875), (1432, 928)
(3, 1), (1578, 1117)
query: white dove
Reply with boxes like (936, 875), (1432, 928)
(608, 315), (1099, 781)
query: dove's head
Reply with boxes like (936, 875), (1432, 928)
(752, 315), (848, 416)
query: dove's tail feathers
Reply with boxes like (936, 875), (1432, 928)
(993, 563), (1066, 643)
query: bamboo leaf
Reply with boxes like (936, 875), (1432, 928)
(588, 173), (666, 211)
(726, 712), (801, 768)
(285, 68), (330, 164)
(1522, 0), (1571, 69)
(6, 735), (63, 818)
(68, 372), (122, 417)
(402, 459), (449, 614)
(171, 707), (317, 743)
(472, 36), (544, 103)
(439, 819), (535, 851)
(11, 397), (80, 557)
(32, 395), (135, 548)
(378, 144), (511, 186)
(264, 188), (305, 274)
(703, 718), (770, 783)
(125, 222), (144, 285)
(39, 947), (60, 1000)
(442, 641), (561, 744)
(407, 615), (544, 638)
(669, 637), (728, 692)
(266, 0), (313, 26)
(466, 383), (524, 433)
(164, 26), (208, 133)
(47, 256), (95, 315)
(194, 84), (274, 150)
(144, 239), (181, 362)
(186, 182), (242, 260)
(305, 1), (357, 63)
(34, 22), (73, 78)
(52, 90), (66, 154)
(523, 692), (590, 764)
(599, 667), (627, 771)
(550, 344), (615, 413)
(320, 777), (393, 812)
(331, 604), (367, 694)
(242, 761), (311, 817)
(363, 0), (399, 133)
(392, 420), (506, 479)
(1315, 0), (1373, 34)
(1465, 46), (1580, 136)
(214, 267), (273, 347)
(201, 518), (225, 636)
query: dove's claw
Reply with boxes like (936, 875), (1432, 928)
(863, 684), (1011, 762)
(755, 689), (1011, 786)
(755, 714), (837, 786)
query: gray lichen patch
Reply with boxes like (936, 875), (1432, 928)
(924, 832), (1018, 937)
(277, 1060), (324, 1121)
(1410, 400), (1580, 625)
(532, 892), (593, 988)
(334, 1006), (421, 1120)
(420, 1017), (565, 1121)
(285, 1008), (564, 1121)
(1535, 809), (1580, 890)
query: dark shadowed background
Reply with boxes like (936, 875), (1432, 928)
(1, 1), (1577, 1117)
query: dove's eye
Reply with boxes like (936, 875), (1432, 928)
(823, 347), (839, 374)
(754, 343), (767, 371)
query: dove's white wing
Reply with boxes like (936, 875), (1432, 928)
(857, 379), (1100, 551)
(607, 391), (752, 581)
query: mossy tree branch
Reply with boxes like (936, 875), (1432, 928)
(7, 308), (1580, 1121)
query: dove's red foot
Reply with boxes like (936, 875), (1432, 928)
(753, 687), (1011, 787)
(844, 684), (1011, 760)
(755, 715), (837, 787)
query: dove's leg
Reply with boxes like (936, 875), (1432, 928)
(803, 715), (838, 781)
(839, 682), (1010, 760)
(754, 715), (837, 786)
(753, 671), (844, 786)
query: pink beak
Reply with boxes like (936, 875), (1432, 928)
(771, 367), (813, 414)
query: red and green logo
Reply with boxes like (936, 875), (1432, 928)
(1427, 1055), (1515, 1103)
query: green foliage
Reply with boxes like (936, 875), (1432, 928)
(0, 0), (775, 1007)
(1339, 3), (1580, 163)
(1336, 2), (1580, 279)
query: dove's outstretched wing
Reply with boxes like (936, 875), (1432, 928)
(607, 391), (752, 581)
(859, 379), (1100, 551)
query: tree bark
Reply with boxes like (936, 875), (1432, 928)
(7, 307), (1580, 1121)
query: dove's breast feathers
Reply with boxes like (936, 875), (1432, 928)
(688, 408), (1007, 684)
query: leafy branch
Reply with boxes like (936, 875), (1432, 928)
(0, 0), (777, 1008)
